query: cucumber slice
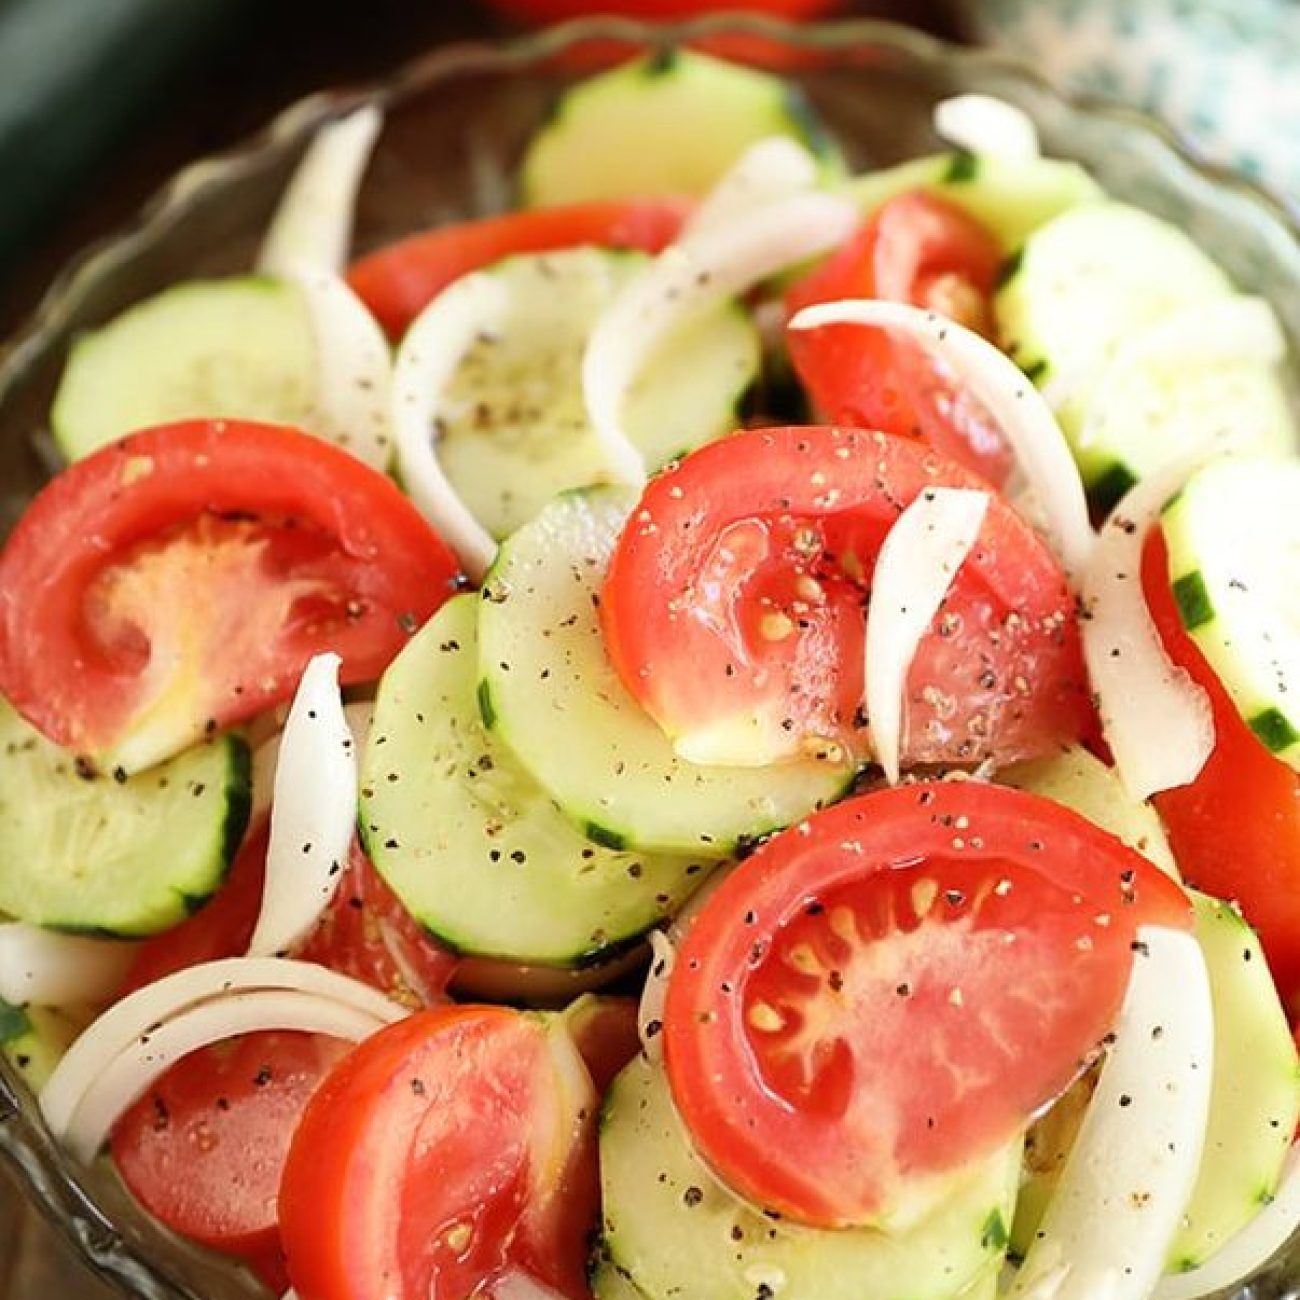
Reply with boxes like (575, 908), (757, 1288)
(437, 248), (759, 540)
(994, 203), (1231, 435)
(1072, 298), (1297, 506)
(591, 1259), (650, 1300)
(1162, 455), (1300, 768)
(476, 488), (853, 857)
(0, 1001), (85, 1093)
(520, 50), (842, 207)
(51, 276), (315, 462)
(1009, 890), (1300, 1271)
(843, 152), (1102, 252)
(0, 697), (251, 935)
(599, 1056), (1019, 1300)
(1002, 745), (1178, 879)
(361, 594), (712, 967)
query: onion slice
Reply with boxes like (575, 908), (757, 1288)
(789, 300), (1093, 578)
(932, 93), (1040, 163)
(1008, 925), (1214, 1300)
(61, 988), (385, 1162)
(0, 924), (138, 1008)
(281, 264), (393, 470)
(864, 487), (989, 784)
(684, 136), (821, 240)
(252, 700), (372, 821)
(1081, 452), (1218, 801)
(637, 930), (677, 1066)
(583, 191), (859, 491)
(40, 957), (406, 1139)
(247, 654), (358, 959)
(258, 105), (381, 276)
(1155, 1141), (1300, 1300)
(391, 271), (507, 581)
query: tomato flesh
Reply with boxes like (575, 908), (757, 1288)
(348, 199), (689, 338)
(486, 0), (840, 21)
(1144, 532), (1300, 1009)
(279, 1005), (598, 1300)
(786, 192), (1011, 485)
(0, 420), (461, 770)
(601, 425), (1091, 768)
(664, 782), (1191, 1228)
(560, 995), (642, 1094)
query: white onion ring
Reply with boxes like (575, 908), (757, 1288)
(932, 94), (1040, 163)
(0, 924), (138, 1009)
(1155, 1141), (1300, 1300)
(1008, 925), (1214, 1300)
(583, 191), (859, 492)
(683, 136), (821, 240)
(1081, 451), (1219, 801)
(391, 271), (507, 581)
(281, 264), (393, 470)
(864, 486), (989, 784)
(247, 654), (358, 959)
(637, 930), (677, 1066)
(788, 300), (1094, 578)
(258, 105), (381, 276)
(40, 957), (406, 1138)
(62, 988), (385, 1162)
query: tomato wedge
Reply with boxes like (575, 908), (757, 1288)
(663, 782), (1191, 1229)
(786, 192), (1011, 485)
(279, 1005), (598, 1300)
(0, 420), (460, 772)
(348, 199), (689, 338)
(601, 425), (1091, 769)
(1144, 532), (1300, 1010)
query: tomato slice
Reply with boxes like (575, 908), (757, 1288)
(279, 1005), (598, 1300)
(664, 781), (1191, 1228)
(0, 420), (460, 771)
(486, 0), (840, 21)
(786, 192), (1011, 485)
(348, 200), (689, 338)
(1144, 532), (1300, 1009)
(601, 425), (1091, 768)
(111, 1030), (350, 1261)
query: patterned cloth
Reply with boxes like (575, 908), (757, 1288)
(963, 0), (1300, 204)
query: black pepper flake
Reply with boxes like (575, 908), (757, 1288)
(683, 1186), (704, 1208)
(411, 1078), (427, 1096)
(253, 1067), (273, 1087)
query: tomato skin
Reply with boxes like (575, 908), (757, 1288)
(279, 1005), (598, 1300)
(560, 994), (642, 1093)
(786, 192), (1011, 485)
(0, 420), (461, 768)
(601, 424), (1091, 769)
(111, 1030), (350, 1260)
(1144, 533), (1300, 1008)
(486, 0), (840, 22)
(664, 782), (1191, 1229)
(348, 199), (689, 338)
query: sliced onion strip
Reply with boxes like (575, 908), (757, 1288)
(258, 105), (382, 276)
(1081, 453), (1218, 801)
(247, 654), (357, 959)
(637, 930), (677, 1066)
(1155, 1141), (1300, 1299)
(788, 300), (1094, 577)
(62, 989), (385, 1162)
(932, 93), (1040, 163)
(584, 191), (858, 491)
(281, 265), (393, 470)
(40, 957), (406, 1138)
(0, 924), (138, 1009)
(391, 271), (507, 581)
(865, 487), (989, 784)
(1008, 925), (1214, 1300)
(683, 136), (820, 240)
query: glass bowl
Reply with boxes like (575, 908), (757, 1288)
(1, 14), (1298, 1299)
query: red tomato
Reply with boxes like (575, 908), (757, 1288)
(485, 0), (840, 22)
(601, 425), (1091, 769)
(111, 1031), (350, 1261)
(0, 421), (460, 771)
(1144, 532), (1300, 1008)
(279, 1005), (598, 1300)
(348, 200), (689, 338)
(560, 994), (642, 1093)
(664, 781), (1192, 1228)
(786, 192), (1012, 485)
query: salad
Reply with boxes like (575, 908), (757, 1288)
(0, 43), (1298, 1300)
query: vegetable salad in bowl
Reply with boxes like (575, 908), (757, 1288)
(1, 19), (1299, 1300)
